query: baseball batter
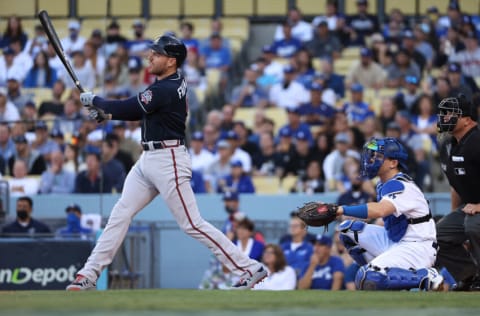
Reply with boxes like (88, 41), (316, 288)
(66, 34), (266, 290)
(335, 137), (443, 290)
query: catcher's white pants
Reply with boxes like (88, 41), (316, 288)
(78, 145), (261, 281)
(344, 224), (437, 270)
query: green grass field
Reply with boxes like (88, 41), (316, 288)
(1, 290), (479, 316)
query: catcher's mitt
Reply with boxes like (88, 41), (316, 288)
(296, 202), (338, 229)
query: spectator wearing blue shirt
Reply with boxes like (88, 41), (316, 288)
(0, 123), (16, 163)
(74, 149), (113, 194)
(234, 217), (265, 261)
(279, 108), (313, 145)
(125, 20), (152, 57)
(271, 20), (303, 58)
(298, 234), (345, 290)
(180, 21), (200, 52)
(230, 65), (269, 108)
(281, 214), (314, 278)
(56, 204), (93, 239)
(217, 160), (255, 194)
(342, 83), (375, 126)
(200, 33), (231, 91)
(317, 59), (345, 99)
(23, 50), (58, 88)
(191, 170), (207, 193)
(298, 82), (336, 129)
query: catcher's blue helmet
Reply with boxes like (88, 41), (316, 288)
(149, 34), (187, 67)
(361, 137), (408, 179)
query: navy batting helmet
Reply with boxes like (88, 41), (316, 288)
(149, 34), (187, 67)
(361, 137), (408, 179)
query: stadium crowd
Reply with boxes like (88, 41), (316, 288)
(1, 0), (480, 290)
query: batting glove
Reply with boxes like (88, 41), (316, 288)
(80, 92), (96, 107)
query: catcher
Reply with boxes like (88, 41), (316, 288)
(297, 137), (444, 291)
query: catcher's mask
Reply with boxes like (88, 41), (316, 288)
(437, 94), (472, 133)
(361, 137), (408, 179)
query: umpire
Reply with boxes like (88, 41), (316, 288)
(436, 94), (480, 291)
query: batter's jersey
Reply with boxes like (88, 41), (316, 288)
(377, 173), (436, 242)
(439, 127), (480, 204)
(136, 71), (187, 142)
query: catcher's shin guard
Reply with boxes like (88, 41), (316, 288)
(338, 220), (368, 265)
(355, 265), (439, 291)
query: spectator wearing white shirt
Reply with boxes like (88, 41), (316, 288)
(60, 21), (86, 56)
(224, 130), (252, 174)
(449, 31), (480, 78)
(189, 131), (215, 173)
(0, 87), (20, 123)
(269, 65), (309, 110)
(6, 38), (33, 82)
(274, 6), (313, 43)
(60, 50), (96, 90)
(8, 159), (40, 197)
(253, 244), (297, 290)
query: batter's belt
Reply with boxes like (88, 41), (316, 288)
(141, 139), (185, 151)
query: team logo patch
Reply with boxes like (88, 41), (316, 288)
(140, 90), (153, 104)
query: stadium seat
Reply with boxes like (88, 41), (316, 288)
(222, 17), (250, 42)
(205, 69), (221, 94)
(279, 175), (298, 193)
(182, 18), (211, 39)
(345, 0), (377, 15)
(459, 0), (480, 14)
(37, 0), (69, 17)
(146, 18), (179, 39)
(385, 0), (416, 15)
(296, 0), (327, 15)
(77, 0), (109, 18)
(255, 0), (288, 16)
(418, 0), (449, 14)
(21, 19), (41, 39)
(80, 18), (110, 39)
(334, 59), (355, 76)
(222, 0), (254, 17)
(24, 88), (53, 107)
(234, 108), (256, 129)
(183, 0), (215, 17)
(149, 0), (181, 17)
(265, 107), (287, 134)
(252, 176), (281, 194)
(45, 18), (71, 39)
(0, 1), (35, 17)
(117, 18), (147, 35)
(342, 46), (361, 59)
(110, 0), (142, 17)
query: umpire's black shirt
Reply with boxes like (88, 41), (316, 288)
(439, 126), (480, 203)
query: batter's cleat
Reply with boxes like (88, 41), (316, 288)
(66, 274), (96, 291)
(231, 266), (268, 290)
(427, 268), (444, 291)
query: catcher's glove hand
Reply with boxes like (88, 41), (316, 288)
(88, 106), (109, 123)
(296, 202), (339, 229)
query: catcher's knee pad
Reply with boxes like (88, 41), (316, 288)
(355, 265), (430, 290)
(338, 220), (367, 265)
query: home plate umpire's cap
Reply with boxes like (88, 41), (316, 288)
(150, 34), (187, 66)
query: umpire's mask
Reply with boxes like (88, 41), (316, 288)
(437, 94), (472, 133)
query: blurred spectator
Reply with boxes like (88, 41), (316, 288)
(63, 142), (82, 173)
(309, 132), (332, 167)
(125, 20), (152, 58)
(216, 160), (255, 194)
(225, 130), (252, 174)
(105, 131), (134, 172)
(378, 96), (397, 134)
(104, 52), (128, 88)
(101, 134), (126, 193)
(182, 47), (207, 92)
(291, 160), (325, 194)
(337, 159), (374, 206)
(317, 58), (345, 99)
(0, 15), (28, 49)
(253, 244), (297, 290)
(31, 120), (60, 162)
(385, 121), (418, 179)
(436, 25), (465, 67)
(60, 20), (86, 56)
(393, 75), (422, 113)
(204, 139), (233, 192)
(280, 213), (314, 278)
(252, 132), (280, 177)
(271, 19), (303, 58)
(199, 33), (231, 91)
(1, 196), (51, 237)
(202, 123), (220, 154)
(74, 149), (113, 194)
(450, 31), (480, 78)
(323, 132), (360, 192)
(342, 83), (375, 127)
(190, 169), (207, 194)
(432, 76), (451, 107)
(274, 6), (313, 43)
(259, 45), (284, 86)
(414, 23), (435, 71)
(283, 130), (314, 178)
(45, 42), (65, 77)
(56, 204), (93, 239)
(234, 217), (264, 261)
(39, 150), (75, 194)
(401, 30), (427, 74)
(50, 128), (65, 152)
(23, 50), (58, 88)
(52, 97), (84, 137)
(385, 49), (421, 88)
(305, 20), (341, 60)
(7, 38), (33, 82)
(436, 1), (464, 37)
(331, 230), (358, 290)
(268, 65), (309, 109)
(298, 234), (345, 290)
(0, 123), (15, 164)
(38, 79), (66, 117)
(411, 94), (438, 153)
(9, 134), (46, 176)
(346, 0), (379, 46)
(180, 21), (200, 52)
(104, 20), (128, 57)
(446, 62), (473, 100)
(345, 47), (386, 90)
(312, 0), (341, 32)
(274, 127), (296, 177)
(280, 108), (313, 143)
(0, 47), (17, 86)
(84, 40), (106, 85)
(60, 50), (96, 90)
(220, 104), (236, 132)
(292, 48), (316, 88)
(0, 87), (20, 122)
(7, 72), (33, 112)
(189, 131), (215, 173)
(8, 159), (40, 196)
(230, 65), (268, 108)
(382, 8), (407, 45)
(298, 82), (335, 130)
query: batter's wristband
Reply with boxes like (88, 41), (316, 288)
(342, 204), (368, 219)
